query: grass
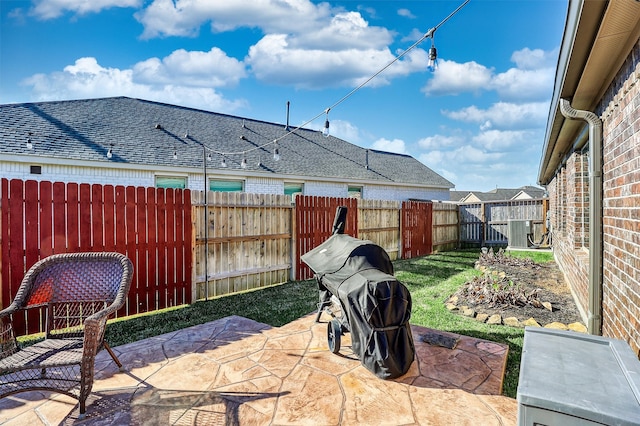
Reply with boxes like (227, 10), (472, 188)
(103, 248), (537, 398)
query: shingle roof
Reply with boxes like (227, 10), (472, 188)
(459, 186), (545, 202)
(0, 97), (454, 188)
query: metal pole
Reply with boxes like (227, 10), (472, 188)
(203, 145), (209, 300)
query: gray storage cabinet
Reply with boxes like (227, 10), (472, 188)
(517, 327), (640, 425)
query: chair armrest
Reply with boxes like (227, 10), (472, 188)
(0, 303), (20, 319)
(0, 308), (19, 359)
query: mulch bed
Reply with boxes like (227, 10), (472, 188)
(449, 249), (584, 326)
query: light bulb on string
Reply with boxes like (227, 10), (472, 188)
(322, 108), (330, 138)
(273, 141), (280, 161)
(241, 153), (247, 169)
(173, 147), (178, 160)
(26, 137), (33, 150)
(427, 37), (438, 72)
(107, 147), (113, 159)
(221, 157), (227, 168)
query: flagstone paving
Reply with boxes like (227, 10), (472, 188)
(0, 314), (517, 425)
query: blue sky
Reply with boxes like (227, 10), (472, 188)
(1, 0), (568, 192)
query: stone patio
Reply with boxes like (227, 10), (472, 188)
(0, 313), (517, 425)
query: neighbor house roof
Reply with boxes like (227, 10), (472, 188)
(538, 0), (640, 185)
(0, 97), (454, 189)
(457, 186), (545, 203)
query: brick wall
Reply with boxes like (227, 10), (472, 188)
(547, 164), (590, 323)
(597, 41), (640, 355)
(547, 39), (640, 355)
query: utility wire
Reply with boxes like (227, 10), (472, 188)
(203, 0), (471, 157)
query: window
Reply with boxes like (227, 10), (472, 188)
(577, 145), (590, 248)
(348, 186), (362, 198)
(30, 165), (41, 175)
(284, 182), (303, 197)
(209, 179), (243, 192)
(156, 176), (187, 189)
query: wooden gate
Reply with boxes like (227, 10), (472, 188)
(0, 179), (192, 334)
(401, 200), (433, 259)
(294, 195), (358, 280)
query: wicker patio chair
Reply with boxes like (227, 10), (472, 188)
(0, 252), (133, 417)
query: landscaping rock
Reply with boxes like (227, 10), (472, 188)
(568, 322), (587, 333)
(476, 313), (489, 323)
(522, 318), (541, 327)
(445, 303), (458, 311)
(544, 322), (568, 330)
(461, 308), (476, 317)
(503, 317), (520, 327)
(487, 314), (502, 325)
(542, 301), (553, 312)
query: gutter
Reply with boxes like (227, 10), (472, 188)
(558, 98), (603, 335)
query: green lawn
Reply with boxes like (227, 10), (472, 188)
(105, 248), (538, 398)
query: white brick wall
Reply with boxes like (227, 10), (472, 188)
(1, 160), (451, 202)
(0, 161), (156, 187)
(245, 177), (283, 194)
(365, 185), (450, 202)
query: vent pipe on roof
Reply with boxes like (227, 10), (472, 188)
(285, 101), (290, 131)
(559, 98), (603, 336)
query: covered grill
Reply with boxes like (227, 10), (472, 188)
(301, 207), (415, 379)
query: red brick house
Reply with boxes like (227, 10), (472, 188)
(539, 0), (640, 354)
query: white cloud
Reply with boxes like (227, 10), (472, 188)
(397, 8), (415, 19)
(330, 119), (362, 143)
(511, 47), (558, 70)
(295, 11), (392, 50)
(132, 48), (246, 87)
(490, 67), (554, 101)
(422, 60), (493, 96)
(135, 0), (331, 39)
(472, 129), (532, 151)
(31, 0), (141, 20)
(371, 138), (407, 154)
(23, 57), (246, 112)
(423, 48), (556, 101)
(443, 101), (549, 129)
(417, 134), (463, 150)
(246, 34), (426, 89)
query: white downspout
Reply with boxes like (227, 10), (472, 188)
(559, 98), (603, 335)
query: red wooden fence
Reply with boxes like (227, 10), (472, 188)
(0, 179), (192, 334)
(294, 195), (358, 280)
(401, 200), (433, 259)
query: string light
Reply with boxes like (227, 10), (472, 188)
(26, 137), (33, 150)
(107, 145), (113, 159)
(322, 109), (330, 138)
(173, 147), (177, 160)
(427, 37), (438, 72)
(164, 0), (468, 168)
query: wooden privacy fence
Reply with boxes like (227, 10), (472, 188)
(294, 196), (358, 280)
(2, 178), (464, 331)
(192, 191), (292, 299)
(358, 199), (401, 260)
(401, 200), (433, 259)
(459, 199), (547, 247)
(0, 179), (192, 334)
(432, 202), (459, 252)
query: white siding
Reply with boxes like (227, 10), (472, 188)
(365, 185), (450, 202)
(0, 160), (451, 201)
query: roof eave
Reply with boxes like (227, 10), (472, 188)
(538, 0), (640, 185)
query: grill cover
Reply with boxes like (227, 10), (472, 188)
(301, 233), (415, 379)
